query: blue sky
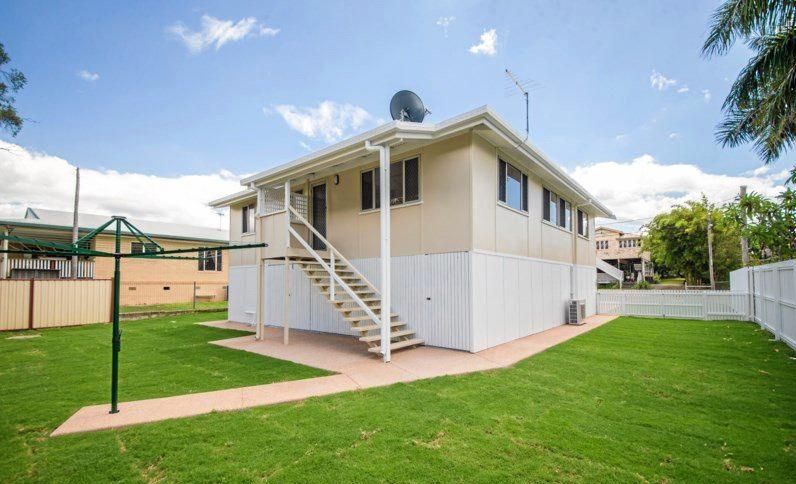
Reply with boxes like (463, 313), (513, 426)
(0, 0), (789, 228)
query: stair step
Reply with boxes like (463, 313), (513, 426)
(367, 338), (425, 353)
(310, 275), (360, 281)
(359, 329), (416, 343)
(320, 290), (375, 298)
(355, 321), (406, 332)
(330, 298), (379, 304)
(345, 313), (398, 322)
(313, 282), (369, 289)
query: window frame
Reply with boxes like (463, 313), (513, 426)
(497, 158), (528, 214)
(359, 155), (421, 213)
(577, 208), (589, 238)
(241, 203), (256, 235)
(131, 242), (158, 254)
(198, 249), (223, 272)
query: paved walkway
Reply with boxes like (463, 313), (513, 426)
(52, 314), (617, 436)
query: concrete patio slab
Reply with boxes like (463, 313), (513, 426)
(52, 314), (617, 436)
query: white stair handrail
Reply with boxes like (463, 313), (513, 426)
(287, 225), (383, 328)
(596, 259), (623, 282)
(288, 205), (380, 295)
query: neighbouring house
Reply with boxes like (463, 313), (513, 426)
(595, 226), (653, 285)
(210, 106), (615, 360)
(0, 208), (229, 305)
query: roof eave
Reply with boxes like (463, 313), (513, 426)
(209, 189), (257, 208)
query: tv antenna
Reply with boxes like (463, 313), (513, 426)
(505, 68), (530, 144)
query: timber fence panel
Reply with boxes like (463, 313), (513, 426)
(0, 280), (31, 330)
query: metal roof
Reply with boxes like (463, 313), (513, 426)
(210, 106), (615, 219)
(0, 208), (228, 243)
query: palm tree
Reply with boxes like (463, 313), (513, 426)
(702, 0), (796, 164)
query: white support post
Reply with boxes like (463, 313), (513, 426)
(330, 250), (335, 302)
(255, 188), (265, 340)
(570, 204), (578, 300)
(0, 228), (8, 279)
(379, 145), (391, 362)
(284, 179), (291, 346)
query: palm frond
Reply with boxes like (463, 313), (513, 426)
(702, 0), (796, 57)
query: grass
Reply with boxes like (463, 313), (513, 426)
(658, 277), (686, 285)
(1, 316), (795, 482)
(119, 300), (228, 314)
(0, 311), (329, 483)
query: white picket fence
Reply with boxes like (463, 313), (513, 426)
(596, 260), (795, 351)
(730, 260), (795, 350)
(596, 290), (749, 321)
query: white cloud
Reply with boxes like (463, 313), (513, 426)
(568, 154), (787, 224)
(299, 141), (312, 151)
(436, 16), (455, 37)
(269, 101), (378, 143)
(668, 132), (679, 139)
(615, 134), (628, 141)
(0, 140), (245, 228)
(677, 85), (689, 93)
(167, 14), (279, 53)
(78, 70), (99, 82)
(469, 28), (497, 56)
(702, 89), (712, 102)
(649, 70), (677, 90)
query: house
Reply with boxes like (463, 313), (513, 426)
(595, 226), (653, 284)
(210, 106), (615, 361)
(0, 208), (229, 305)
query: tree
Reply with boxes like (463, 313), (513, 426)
(642, 197), (741, 285)
(726, 187), (796, 262)
(702, 0), (796, 165)
(0, 42), (26, 136)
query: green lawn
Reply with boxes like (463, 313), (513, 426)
(119, 300), (228, 314)
(2, 316), (795, 482)
(659, 277), (686, 285)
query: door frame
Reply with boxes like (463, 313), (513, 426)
(309, 180), (328, 250)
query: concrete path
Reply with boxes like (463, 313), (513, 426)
(52, 314), (617, 436)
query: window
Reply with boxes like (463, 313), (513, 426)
(558, 199), (572, 230)
(543, 188), (558, 225)
(198, 249), (222, 271)
(498, 159), (528, 212)
(597, 240), (608, 250)
(544, 187), (570, 229)
(577, 209), (589, 237)
(360, 157), (419, 211)
(131, 242), (158, 254)
(241, 204), (255, 234)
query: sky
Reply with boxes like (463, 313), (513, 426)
(0, 0), (791, 231)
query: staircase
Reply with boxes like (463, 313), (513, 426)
(285, 205), (424, 356)
(295, 259), (423, 354)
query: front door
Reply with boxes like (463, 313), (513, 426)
(311, 183), (327, 251)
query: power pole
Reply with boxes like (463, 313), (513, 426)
(71, 167), (80, 278)
(740, 185), (750, 267)
(707, 210), (716, 290)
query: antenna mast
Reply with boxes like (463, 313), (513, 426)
(505, 68), (529, 142)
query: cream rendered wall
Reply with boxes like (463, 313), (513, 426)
(325, 133), (472, 259)
(229, 201), (257, 267)
(470, 133), (594, 265)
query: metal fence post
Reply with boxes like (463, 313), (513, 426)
(192, 281), (197, 310)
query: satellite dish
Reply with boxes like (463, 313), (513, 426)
(390, 90), (429, 122)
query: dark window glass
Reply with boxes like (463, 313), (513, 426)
(204, 250), (215, 271)
(543, 188), (550, 221)
(498, 160), (507, 203)
(521, 174), (528, 212)
(404, 157), (419, 202)
(242, 206), (249, 233)
(361, 170), (373, 210)
(390, 160), (403, 205)
(131, 242), (143, 254)
(577, 209), (588, 236)
(216, 249), (222, 271)
(374, 168), (381, 209)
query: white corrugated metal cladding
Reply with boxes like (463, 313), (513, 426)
(228, 251), (596, 352)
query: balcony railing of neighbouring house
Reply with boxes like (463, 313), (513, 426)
(7, 258), (95, 279)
